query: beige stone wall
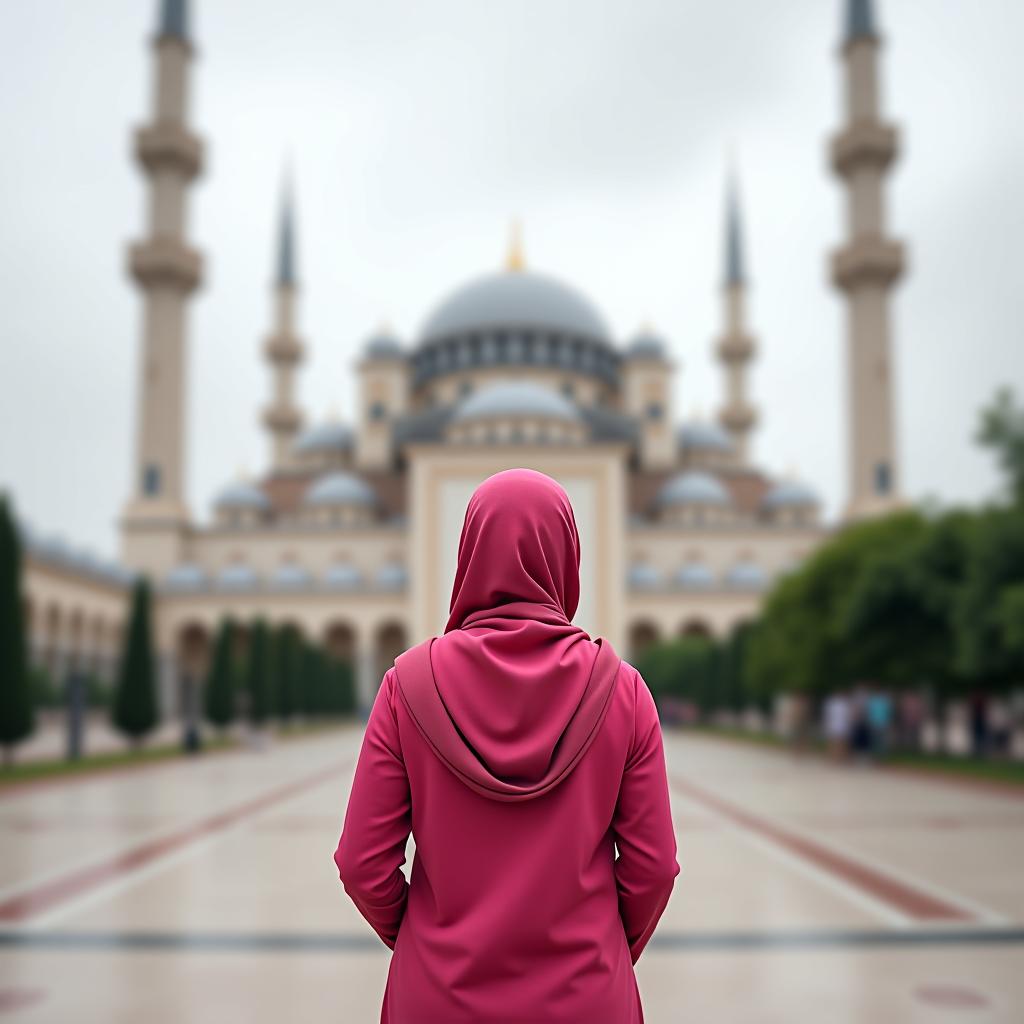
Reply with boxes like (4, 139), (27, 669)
(22, 558), (129, 685)
(406, 445), (627, 649)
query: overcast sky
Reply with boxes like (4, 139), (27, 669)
(1, 0), (1021, 559)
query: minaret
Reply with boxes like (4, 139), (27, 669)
(122, 0), (203, 573)
(715, 166), (758, 463)
(262, 176), (305, 470)
(830, 0), (905, 520)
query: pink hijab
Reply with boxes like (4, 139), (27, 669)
(398, 468), (616, 795)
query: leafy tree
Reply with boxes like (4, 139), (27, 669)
(975, 386), (1024, 508)
(839, 509), (974, 703)
(955, 506), (1024, 689)
(635, 635), (717, 716)
(745, 511), (922, 701)
(112, 577), (159, 747)
(717, 622), (755, 714)
(204, 618), (237, 731)
(246, 619), (272, 726)
(0, 496), (33, 766)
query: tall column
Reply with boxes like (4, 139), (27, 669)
(262, 178), (305, 469)
(715, 168), (758, 463)
(121, 0), (203, 573)
(830, 0), (905, 520)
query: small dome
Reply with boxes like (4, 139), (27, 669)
(375, 562), (408, 590)
(217, 563), (259, 591)
(626, 330), (667, 359)
(419, 269), (610, 343)
(364, 332), (404, 359)
(304, 471), (376, 507)
(675, 562), (715, 589)
(657, 470), (731, 507)
(763, 479), (819, 509)
(452, 380), (580, 423)
(270, 563), (312, 590)
(165, 563), (207, 591)
(294, 420), (355, 455)
(678, 419), (734, 453)
(215, 480), (269, 512)
(725, 561), (768, 589)
(324, 562), (364, 590)
(628, 563), (662, 590)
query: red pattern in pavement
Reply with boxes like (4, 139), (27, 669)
(671, 775), (976, 923)
(0, 758), (352, 924)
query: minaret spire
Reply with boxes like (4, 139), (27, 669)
(262, 170), (305, 469)
(844, 0), (876, 43)
(160, 0), (189, 39)
(121, 0), (204, 567)
(724, 167), (745, 287)
(277, 172), (296, 287)
(830, 0), (905, 519)
(715, 159), (758, 463)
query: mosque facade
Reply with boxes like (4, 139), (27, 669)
(17, 0), (905, 714)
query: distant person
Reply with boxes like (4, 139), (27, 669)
(969, 689), (990, 758)
(849, 686), (872, 762)
(989, 697), (1011, 756)
(333, 469), (680, 1024)
(866, 688), (892, 757)
(897, 690), (925, 752)
(824, 690), (851, 761)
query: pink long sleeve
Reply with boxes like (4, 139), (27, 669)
(611, 669), (680, 964)
(333, 670), (411, 950)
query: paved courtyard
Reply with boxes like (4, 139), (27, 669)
(0, 726), (1021, 1022)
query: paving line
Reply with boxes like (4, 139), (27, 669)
(1, 927), (1022, 955)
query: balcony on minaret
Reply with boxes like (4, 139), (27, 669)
(830, 121), (898, 177)
(715, 331), (755, 365)
(129, 238), (203, 292)
(263, 405), (303, 434)
(719, 402), (757, 434)
(135, 122), (203, 180)
(830, 235), (905, 290)
(264, 331), (304, 366)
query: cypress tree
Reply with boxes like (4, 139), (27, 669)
(275, 626), (297, 721)
(203, 618), (236, 731)
(247, 619), (271, 726)
(297, 641), (315, 717)
(337, 658), (356, 715)
(287, 631), (305, 719)
(112, 577), (159, 748)
(0, 496), (33, 766)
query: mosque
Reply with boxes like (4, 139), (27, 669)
(16, 0), (906, 714)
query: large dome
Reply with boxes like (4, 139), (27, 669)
(418, 269), (610, 343)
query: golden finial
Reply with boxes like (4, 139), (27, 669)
(505, 219), (525, 272)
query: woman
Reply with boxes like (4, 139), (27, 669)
(333, 468), (679, 1023)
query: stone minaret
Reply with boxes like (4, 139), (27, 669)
(715, 167), (758, 463)
(122, 0), (203, 573)
(830, 0), (905, 520)
(262, 177), (305, 470)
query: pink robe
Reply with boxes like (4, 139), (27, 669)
(334, 469), (679, 1023)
